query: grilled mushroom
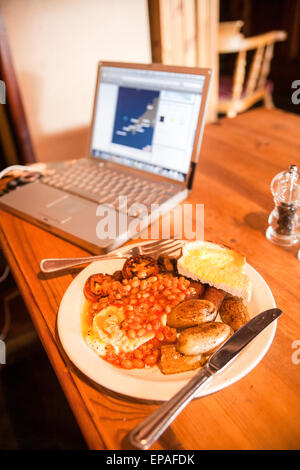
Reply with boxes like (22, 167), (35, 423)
(157, 255), (178, 274)
(122, 255), (159, 280)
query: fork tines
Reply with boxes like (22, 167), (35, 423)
(141, 239), (183, 259)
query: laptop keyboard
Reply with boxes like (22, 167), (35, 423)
(41, 159), (179, 216)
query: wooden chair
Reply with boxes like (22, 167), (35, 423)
(218, 30), (287, 118)
(219, 20), (245, 44)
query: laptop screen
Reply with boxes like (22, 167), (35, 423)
(91, 66), (207, 182)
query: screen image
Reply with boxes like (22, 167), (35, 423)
(112, 87), (159, 152)
(91, 66), (207, 182)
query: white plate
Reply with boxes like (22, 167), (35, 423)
(57, 241), (277, 401)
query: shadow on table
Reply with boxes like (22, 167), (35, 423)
(244, 211), (269, 235)
(37, 267), (84, 281)
(244, 211), (300, 256)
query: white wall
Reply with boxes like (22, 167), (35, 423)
(0, 0), (151, 161)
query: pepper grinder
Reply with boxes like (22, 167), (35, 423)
(266, 164), (300, 246)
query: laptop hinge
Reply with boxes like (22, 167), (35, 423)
(187, 162), (196, 190)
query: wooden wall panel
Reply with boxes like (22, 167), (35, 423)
(149, 0), (219, 121)
(0, 9), (35, 164)
(182, 0), (197, 66)
(195, 0), (219, 122)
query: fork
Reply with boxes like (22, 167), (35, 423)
(40, 239), (183, 273)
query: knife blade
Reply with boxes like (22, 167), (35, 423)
(129, 307), (282, 450)
(208, 307), (282, 372)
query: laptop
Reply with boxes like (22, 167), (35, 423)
(0, 62), (212, 253)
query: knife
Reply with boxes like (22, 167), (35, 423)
(129, 307), (282, 450)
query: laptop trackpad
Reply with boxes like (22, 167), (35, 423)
(40, 195), (88, 224)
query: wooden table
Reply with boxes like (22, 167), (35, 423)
(0, 109), (299, 450)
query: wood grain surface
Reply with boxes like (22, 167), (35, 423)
(0, 108), (299, 450)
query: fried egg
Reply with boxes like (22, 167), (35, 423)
(85, 306), (154, 356)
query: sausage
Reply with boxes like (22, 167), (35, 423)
(203, 287), (226, 311)
(176, 322), (233, 356)
(219, 297), (250, 331)
(187, 280), (206, 299)
(167, 299), (217, 329)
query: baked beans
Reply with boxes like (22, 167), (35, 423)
(86, 273), (196, 369)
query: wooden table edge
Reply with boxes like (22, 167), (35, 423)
(0, 222), (107, 450)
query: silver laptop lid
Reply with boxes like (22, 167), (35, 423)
(89, 62), (212, 188)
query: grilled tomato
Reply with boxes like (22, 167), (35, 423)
(83, 273), (113, 302)
(122, 255), (159, 280)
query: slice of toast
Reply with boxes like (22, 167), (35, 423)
(178, 241), (252, 302)
(159, 344), (206, 375)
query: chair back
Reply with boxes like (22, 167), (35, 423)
(218, 30), (287, 116)
(219, 20), (245, 51)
